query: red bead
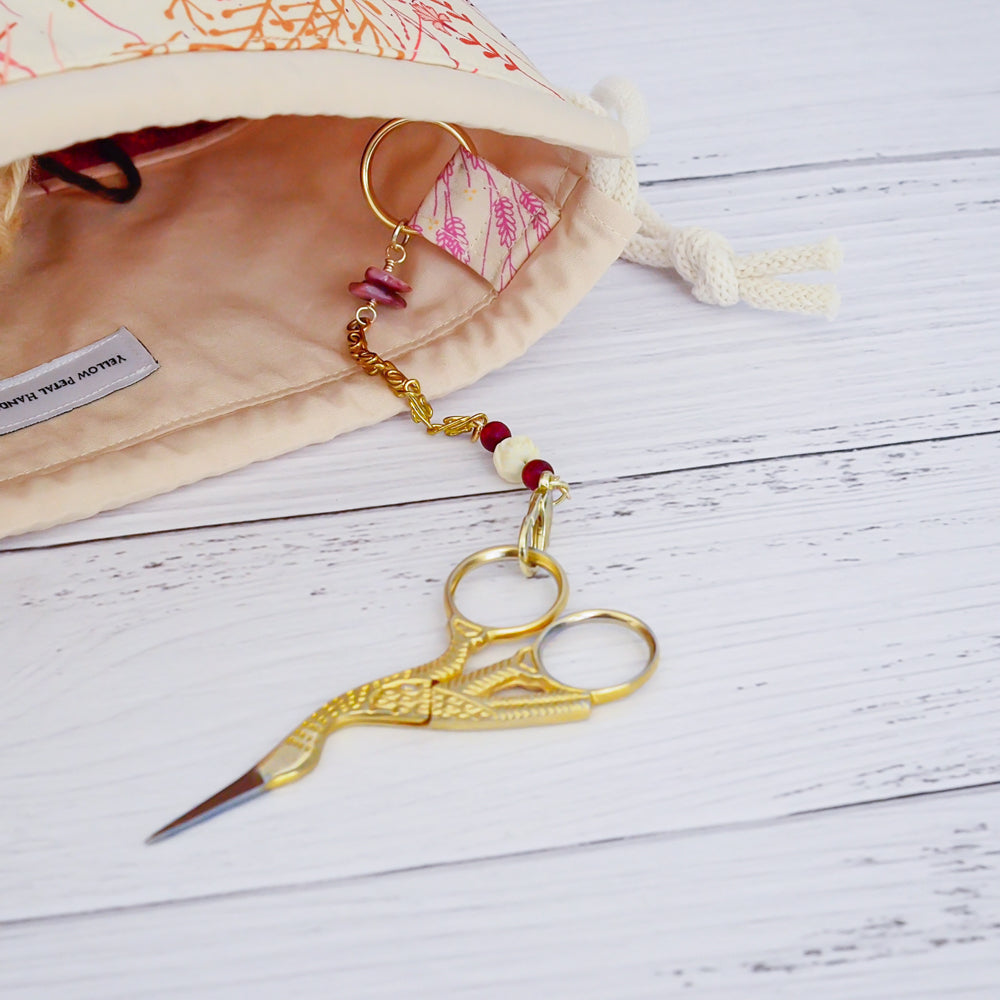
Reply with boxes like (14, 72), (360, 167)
(521, 459), (553, 490)
(479, 421), (511, 452)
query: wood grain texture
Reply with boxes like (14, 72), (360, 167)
(479, 0), (1000, 179)
(2, 788), (997, 998)
(3, 436), (998, 920)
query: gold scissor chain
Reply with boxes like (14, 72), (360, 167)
(345, 316), (486, 438)
(345, 223), (487, 439)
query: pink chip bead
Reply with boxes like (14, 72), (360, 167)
(348, 281), (407, 309)
(366, 267), (412, 294)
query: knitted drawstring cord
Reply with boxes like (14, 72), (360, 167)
(572, 77), (842, 318)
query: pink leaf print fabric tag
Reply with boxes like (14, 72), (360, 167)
(409, 150), (559, 291)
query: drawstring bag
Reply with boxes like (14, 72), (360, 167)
(0, 2), (841, 539)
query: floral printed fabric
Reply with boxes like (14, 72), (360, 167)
(0, 1), (557, 96)
(409, 149), (559, 292)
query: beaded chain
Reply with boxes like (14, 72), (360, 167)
(345, 222), (571, 536)
(343, 120), (575, 575)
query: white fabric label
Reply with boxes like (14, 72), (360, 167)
(0, 327), (158, 436)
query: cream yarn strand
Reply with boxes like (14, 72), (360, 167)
(571, 78), (842, 318)
(0, 158), (31, 262)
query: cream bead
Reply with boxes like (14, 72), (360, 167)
(493, 435), (540, 484)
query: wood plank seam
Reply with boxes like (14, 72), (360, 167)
(6, 425), (999, 552)
(639, 146), (1000, 186)
(3, 781), (996, 932)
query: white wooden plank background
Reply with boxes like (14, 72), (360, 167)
(2, 0), (999, 996)
(3, 790), (998, 999)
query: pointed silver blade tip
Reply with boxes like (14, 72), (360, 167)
(145, 768), (266, 845)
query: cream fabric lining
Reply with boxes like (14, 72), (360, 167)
(0, 116), (636, 537)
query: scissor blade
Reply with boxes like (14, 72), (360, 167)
(146, 767), (266, 844)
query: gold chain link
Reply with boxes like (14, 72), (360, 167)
(345, 228), (487, 439)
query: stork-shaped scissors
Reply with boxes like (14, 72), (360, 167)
(147, 545), (658, 843)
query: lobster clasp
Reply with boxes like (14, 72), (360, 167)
(518, 472), (571, 577)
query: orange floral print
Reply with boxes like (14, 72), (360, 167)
(0, 1), (559, 97)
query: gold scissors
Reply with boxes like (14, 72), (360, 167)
(147, 545), (658, 843)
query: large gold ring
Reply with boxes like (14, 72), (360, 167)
(360, 118), (478, 235)
(444, 545), (569, 645)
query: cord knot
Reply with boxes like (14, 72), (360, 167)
(667, 227), (741, 307)
(660, 228), (843, 317)
(576, 77), (843, 318)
